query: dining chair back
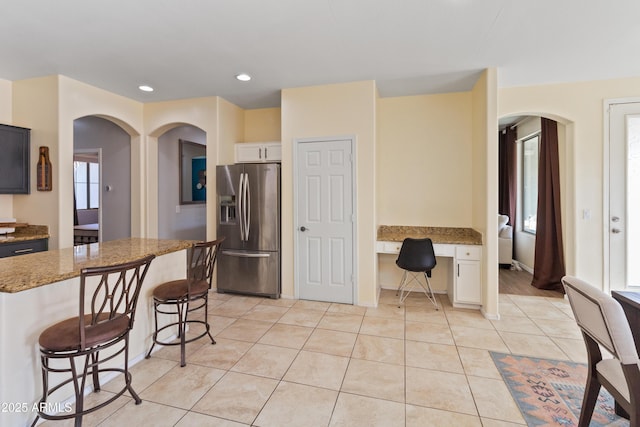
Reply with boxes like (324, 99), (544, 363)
(562, 276), (639, 426)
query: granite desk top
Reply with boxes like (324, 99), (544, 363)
(0, 238), (195, 293)
(0, 225), (49, 243)
(377, 225), (483, 245)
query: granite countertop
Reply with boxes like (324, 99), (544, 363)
(0, 238), (195, 293)
(377, 225), (483, 245)
(0, 225), (49, 243)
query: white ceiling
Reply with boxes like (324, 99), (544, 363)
(2, 0), (639, 109)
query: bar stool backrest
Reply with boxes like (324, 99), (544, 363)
(188, 237), (225, 289)
(79, 254), (155, 350)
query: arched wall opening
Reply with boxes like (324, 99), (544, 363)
(497, 112), (575, 287)
(60, 113), (141, 249)
(157, 124), (207, 240)
(73, 116), (132, 243)
(147, 122), (207, 240)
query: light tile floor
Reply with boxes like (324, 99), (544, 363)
(42, 289), (586, 427)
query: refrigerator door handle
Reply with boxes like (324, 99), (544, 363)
(238, 173), (244, 241)
(238, 173), (247, 242)
(222, 250), (270, 258)
(245, 173), (251, 241)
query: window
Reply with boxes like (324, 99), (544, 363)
(521, 134), (539, 234)
(74, 161), (99, 209)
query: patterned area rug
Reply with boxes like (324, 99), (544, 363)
(490, 352), (629, 426)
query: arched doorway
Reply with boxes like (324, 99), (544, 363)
(497, 114), (575, 295)
(73, 116), (132, 244)
(156, 124), (207, 240)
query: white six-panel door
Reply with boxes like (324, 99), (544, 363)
(296, 138), (355, 304)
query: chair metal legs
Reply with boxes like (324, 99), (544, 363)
(32, 334), (140, 427)
(146, 295), (216, 367)
(396, 270), (439, 310)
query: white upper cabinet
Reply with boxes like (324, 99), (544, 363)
(235, 142), (281, 163)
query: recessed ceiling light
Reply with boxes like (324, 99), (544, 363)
(138, 85), (154, 92)
(235, 73), (251, 82)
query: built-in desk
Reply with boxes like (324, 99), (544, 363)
(376, 225), (483, 309)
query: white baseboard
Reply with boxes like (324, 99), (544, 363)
(481, 307), (500, 320)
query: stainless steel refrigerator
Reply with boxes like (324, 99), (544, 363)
(216, 163), (280, 298)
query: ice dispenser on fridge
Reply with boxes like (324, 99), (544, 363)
(219, 195), (236, 224)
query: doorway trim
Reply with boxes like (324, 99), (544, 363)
(603, 97), (640, 292)
(292, 135), (358, 303)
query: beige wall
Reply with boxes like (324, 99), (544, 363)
(0, 78), (12, 218)
(217, 98), (245, 165)
(281, 80), (378, 305)
(375, 92), (474, 294)
(11, 76), (145, 249)
(499, 76), (640, 289)
(377, 92), (473, 226)
(244, 107), (281, 142)
(6, 69), (640, 307)
(11, 76), (237, 249)
(58, 76), (144, 248)
(12, 76), (61, 248)
(471, 68), (498, 318)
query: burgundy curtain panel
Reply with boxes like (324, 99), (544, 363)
(498, 126), (517, 226)
(532, 118), (566, 291)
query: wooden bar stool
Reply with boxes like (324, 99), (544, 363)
(146, 238), (224, 367)
(32, 255), (155, 427)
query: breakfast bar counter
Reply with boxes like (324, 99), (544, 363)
(0, 238), (194, 427)
(0, 237), (194, 293)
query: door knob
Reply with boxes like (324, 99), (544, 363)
(611, 228), (621, 234)
(612, 216), (620, 222)
(300, 226), (308, 232)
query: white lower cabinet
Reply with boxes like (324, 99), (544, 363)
(454, 246), (482, 305)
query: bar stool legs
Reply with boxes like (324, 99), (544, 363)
(146, 293), (216, 367)
(31, 255), (154, 427)
(146, 238), (224, 367)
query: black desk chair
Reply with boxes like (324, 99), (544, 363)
(146, 238), (224, 367)
(32, 255), (156, 427)
(395, 237), (439, 310)
(562, 276), (639, 426)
